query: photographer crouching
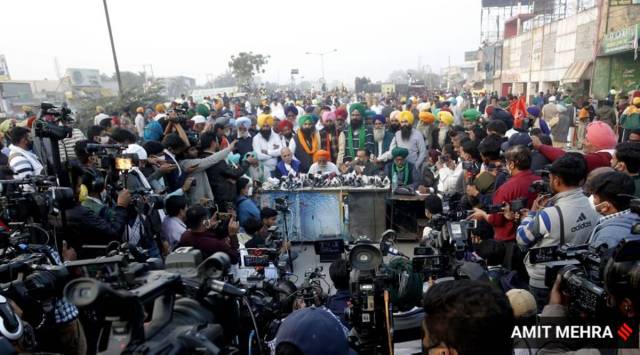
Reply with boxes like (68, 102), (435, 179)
(516, 153), (599, 309)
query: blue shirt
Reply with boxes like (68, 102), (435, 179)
(236, 195), (261, 227)
(326, 289), (351, 328)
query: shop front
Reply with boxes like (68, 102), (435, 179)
(592, 23), (640, 99)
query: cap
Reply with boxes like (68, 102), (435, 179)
(124, 144), (148, 160)
(191, 115), (206, 125)
(506, 289), (537, 319)
(501, 132), (532, 151)
(275, 307), (351, 355)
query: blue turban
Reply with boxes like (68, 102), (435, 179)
(373, 114), (385, 124)
(526, 106), (541, 118)
(284, 105), (298, 116)
(235, 116), (251, 129)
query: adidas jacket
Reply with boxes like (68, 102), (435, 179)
(516, 188), (599, 288)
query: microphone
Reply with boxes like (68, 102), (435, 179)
(210, 280), (246, 297)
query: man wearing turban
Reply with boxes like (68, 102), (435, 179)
(379, 111), (427, 171)
(293, 114), (321, 173)
(337, 103), (374, 167)
(334, 107), (348, 132)
(251, 114), (281, 179)
(416, 110), (436, 149)
(385, 147), (419, 190)
(278, 120), (297, 152)
(234, 116), (254, 159)
(308, 149), (340, 176)
(284, 105), (299, 131)
(372, 114), (389, 157)
(319, 111), (339, 163)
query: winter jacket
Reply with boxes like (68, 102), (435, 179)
(588, 210), (640, 251)
(65, 204), (128, 257)
(620, 105), (640, 130)
(236, 195), (261, 227)
(596, 105), (617, 129)
(551, 104), (573, 143)
(203, 157), (244, 208)
(517, 188), (599, 288)
(177, 230), (239, 264)
(180, 147), (231, 205)
(537, 145), (612, 173)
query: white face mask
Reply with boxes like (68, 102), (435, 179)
(99, 136), (110, 144)
(247, 186), (253, 196)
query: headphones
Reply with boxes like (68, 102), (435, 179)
(81, 168), (105, 194)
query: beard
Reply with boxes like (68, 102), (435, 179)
(351, 120), (362, 129)
(301, 127), (314, 137)
(373, 127), (385, 142)
(401, 125), (412, 140)
(283, 132), (292, 140)
(260, 129), (272, 140)
(389, 123), (400, 132)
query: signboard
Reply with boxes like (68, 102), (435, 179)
(600, 24), (640, 56)
(482, 0), (530, 7)
(66, 68), (101, 87)
(465, 51), (479, 62)
(0, 55), (10, 81)
(610, 0), (640, 5)
(291, 69), (299, 75)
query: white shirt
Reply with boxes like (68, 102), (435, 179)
(280, 135), (297, 153)
(437, 163), (462, 194)
(308, 162), (340, 176)
(94, 113), (110, 125)
(161, 216), (186, 248)
(135, 113), (145, 137)
(252, 130), (282, 172)
(154, 113), (167, 121)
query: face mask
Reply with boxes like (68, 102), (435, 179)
(100, 136), (110, 144)
(247, 186), (253, 196)
(593, 201), (607, 215)
(100, 190), (108, 201)
(26, 140), (34, 150)
(224, 129), (231, 136)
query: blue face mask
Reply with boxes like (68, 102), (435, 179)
(227, 153), (240, 165)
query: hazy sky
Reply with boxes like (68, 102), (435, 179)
(2, 0), (481, 85)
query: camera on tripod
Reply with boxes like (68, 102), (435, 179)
(275, 196), (290, 212)
(33, 103), (74, 140)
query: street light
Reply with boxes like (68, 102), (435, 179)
(305, 49), (338, 83)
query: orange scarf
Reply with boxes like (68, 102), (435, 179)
(297, 129), (319, 155)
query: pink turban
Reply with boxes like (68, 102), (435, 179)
(322, 111), (336, 123)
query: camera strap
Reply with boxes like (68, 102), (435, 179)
(554, 205), (565, 245)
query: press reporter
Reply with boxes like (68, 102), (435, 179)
(176, 204), (240, 263)
(516, 153), (599, 308)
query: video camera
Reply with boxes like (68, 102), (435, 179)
(530, 168), (552, 195)
(33, 103), (73, 140)
(0, 177), (74, 223)
(530, 237), (640, 317)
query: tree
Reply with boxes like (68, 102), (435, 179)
(354, 77), (372, 93)
(228, 52), (270, 91)
(71, 80), (166, 132)
(212, 71), (236, 88)
(101, 71), (146, 91)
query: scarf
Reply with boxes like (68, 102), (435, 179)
(297, 129), (318, 155)
(9, 144), (43, 175)
(322, 129), (335, 161)
(392, 163), (409, 186)
(347, 125), (365, 158)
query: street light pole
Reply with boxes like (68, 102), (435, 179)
(305, 49), (337, 83)
(102, 0), (123, 98)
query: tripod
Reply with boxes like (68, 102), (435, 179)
(279, 207), (294, 273)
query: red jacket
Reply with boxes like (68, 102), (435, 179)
(538, 145), (612, 173)
(487, 170), (540, 241)
(177, 230), (240, 264)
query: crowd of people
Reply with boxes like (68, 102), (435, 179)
(1, 86), (640, 354)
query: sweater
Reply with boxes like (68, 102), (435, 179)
(177, 230), (240, 264)
(383, 129), (427, 168)
(487, 170), (540, 241)
(179, 147), (231, 205)
(517, 188), (599, 288)
(537, 145), (612, 173)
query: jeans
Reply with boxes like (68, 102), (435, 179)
(529, 285), (550, 313)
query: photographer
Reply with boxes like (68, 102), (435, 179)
(468, 134), (508, 207)
(325, 259), (351, 328)
(176, 204), (240, 263)
(587, 171), (640, 251)
(200, 132), (245, 209)
(469, 145), (539, 242)
(161, 195), (187, 250)
(422, 280), (514, 355)
(274, 307), (352, 355)
(516, 153), (599, 307)
(8, 127), (43, 181)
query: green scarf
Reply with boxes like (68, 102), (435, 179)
(392, 163), (409, 186)
(347, 125), (366, 158)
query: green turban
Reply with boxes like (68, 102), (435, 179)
(498, 101), (510, 109)
(392, 147), (409, 159)
(349, 103), (367, 118)
(563, 97), (573, 105)
(196, 104), (210, 117)
(463, 109), (482, 121)
(298, 114), (314, 126)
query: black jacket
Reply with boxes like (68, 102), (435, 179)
(203, 157), (244, 209)
(64, 204), (128, 257)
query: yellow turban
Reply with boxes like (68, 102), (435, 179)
(419, 111), (435, 124)
(155, 103), (166, 113)
(398, 111), (414, 125)
(438, 111), (454, 126)
(257, 114), (274, 128)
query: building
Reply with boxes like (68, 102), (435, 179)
(591, 2), (640, 99)
(158, 76), (196, 99)
(0, 81), (36, 117)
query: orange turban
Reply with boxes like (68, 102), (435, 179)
(313, 150), (330, 162)
(419, 111), (435, 124)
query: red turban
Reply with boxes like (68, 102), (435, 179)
(278, 120), (293, 132)
(485, 105), (495, 117)
(335, 107), (348, 119)
(313, 149), (330, 162)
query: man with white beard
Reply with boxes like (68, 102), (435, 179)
(372, 114), (393, 159)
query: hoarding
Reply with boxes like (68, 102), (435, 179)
(66, 68), (101, 87)
(0, 55), (10, 81)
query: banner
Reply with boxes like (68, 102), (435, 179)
(0, 55), (10, 81)
(610, 0), (640, 5)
